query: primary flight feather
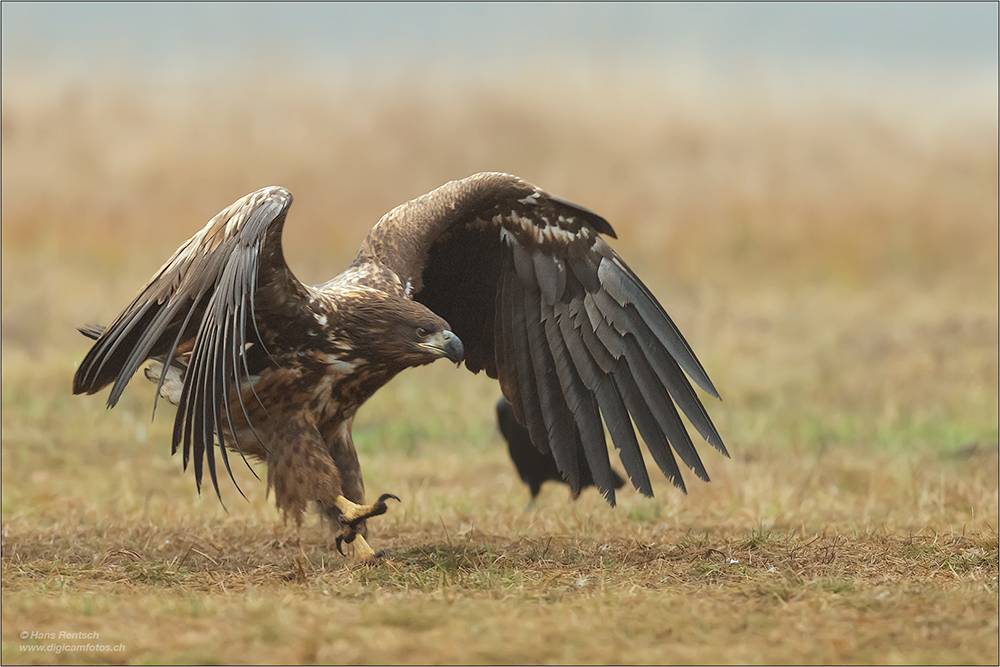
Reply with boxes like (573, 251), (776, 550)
(74, 172), (727, 560)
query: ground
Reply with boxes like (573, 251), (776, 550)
(1, 70), (997, 664)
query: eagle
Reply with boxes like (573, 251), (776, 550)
(73, 173), (727, 561)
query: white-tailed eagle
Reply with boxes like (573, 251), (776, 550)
(74, 173), (727, 561)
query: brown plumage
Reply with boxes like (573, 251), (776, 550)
(73, 173), (727, 559)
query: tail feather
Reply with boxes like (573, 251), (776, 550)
(78, 323), (187, 406)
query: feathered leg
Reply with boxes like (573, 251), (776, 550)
(319, 417), (400, 562)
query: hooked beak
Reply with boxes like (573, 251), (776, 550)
(420, 330), (464, 364)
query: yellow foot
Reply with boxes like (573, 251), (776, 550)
(345, 534), (386, 564)
(333, 493), (400, 560)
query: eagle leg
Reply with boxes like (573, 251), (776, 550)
(333, 493), (400, 561)
(338, 534), (384, 563)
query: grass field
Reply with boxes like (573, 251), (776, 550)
(2, 69), (998, 664)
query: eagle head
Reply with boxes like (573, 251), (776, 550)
(344, 294), (463, 370)
(391, 299), (464, 367)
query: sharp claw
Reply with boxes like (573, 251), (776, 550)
(333, 494), (399, 560)
(374, 549), (387, 559)
(336, 530), (357, 557)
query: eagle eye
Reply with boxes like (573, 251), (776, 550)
(416, 327), (430, 339)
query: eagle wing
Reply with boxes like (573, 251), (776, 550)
(73, 186), (313, 499)
(355, 172), (727, 504)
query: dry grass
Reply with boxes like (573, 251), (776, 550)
(2, 68), (998, 664)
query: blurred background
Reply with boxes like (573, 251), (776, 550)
(2, 2), (997, 515)
(4, 3), (998, 77)
(2, 7), (998, 662)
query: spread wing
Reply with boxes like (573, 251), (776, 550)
(73, 186), (312, 499)
(356, 172), (727, 504)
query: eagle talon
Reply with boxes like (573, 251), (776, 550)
(334, 533), (357, 557)
(337, 534), (385, 564)
(336, 493), (401, 530)
(332, 494), (400, 560)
